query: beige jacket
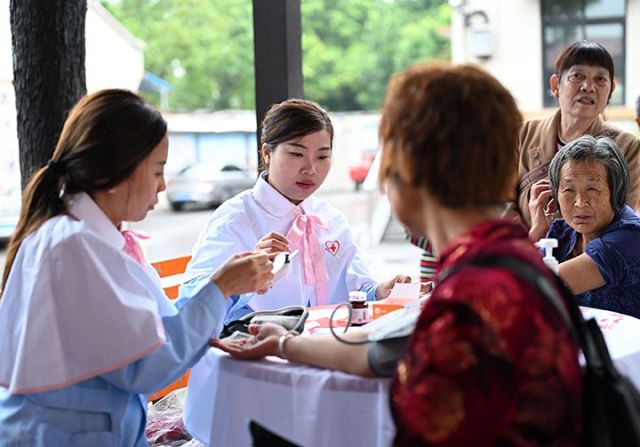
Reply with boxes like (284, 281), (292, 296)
(508, 109), (640, 227)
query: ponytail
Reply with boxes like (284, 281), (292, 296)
(1, 88), (167, 295)
(1, 163), (66, 291)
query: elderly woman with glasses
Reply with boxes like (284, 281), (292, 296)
(529, 135), (640, 318)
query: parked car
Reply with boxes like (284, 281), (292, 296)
(166, 163), (256, 211)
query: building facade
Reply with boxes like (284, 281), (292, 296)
(450, 0), (640, 122)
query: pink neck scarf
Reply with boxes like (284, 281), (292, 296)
(121, 229), (150, 267)
(286, 208), (330, 305)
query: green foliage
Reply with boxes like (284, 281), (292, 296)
(101, 0), (254, 111)
(101, 0), (450, 111)
(303, 1), (451, 110)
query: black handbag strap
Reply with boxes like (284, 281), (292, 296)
(440, 256), (579, 343)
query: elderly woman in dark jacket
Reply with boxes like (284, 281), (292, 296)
(529, 135), (640, 318)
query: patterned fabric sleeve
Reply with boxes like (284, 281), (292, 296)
(407, 233), (428, 249)
(406, 233), (437, 281)
(419, 246), (437, 281)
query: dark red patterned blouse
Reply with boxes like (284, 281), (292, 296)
(391, 220), (582, 447)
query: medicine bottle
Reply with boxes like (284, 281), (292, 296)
(349, 291), (368, 326)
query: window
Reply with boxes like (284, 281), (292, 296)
(541, 0), (626, 107)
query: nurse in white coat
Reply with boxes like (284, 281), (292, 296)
(0, 89), (272, 446)
(180, 99), (409, 322)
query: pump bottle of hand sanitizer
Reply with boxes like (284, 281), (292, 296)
(535, 238), (559, 274)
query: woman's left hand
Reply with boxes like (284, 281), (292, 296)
(376, 274), (412, 299)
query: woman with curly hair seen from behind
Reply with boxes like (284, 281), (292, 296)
(381, 62), (582, 446)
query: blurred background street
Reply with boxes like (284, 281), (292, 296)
(131, 188), (422, 283)
(0, 188), (423, 284)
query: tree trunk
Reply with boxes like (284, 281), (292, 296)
(10, 0), (87, 190)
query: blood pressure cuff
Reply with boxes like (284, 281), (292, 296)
(220, 305), (308, 339)
(366, 311), (419, 377)
(367, 337), (411, 377)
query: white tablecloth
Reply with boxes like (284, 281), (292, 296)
(184, 307), (640, 447)
(184, 351), (393, 447)
(581, 307), (640, 389)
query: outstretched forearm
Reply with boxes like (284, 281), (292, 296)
(284, 331), (373, 377)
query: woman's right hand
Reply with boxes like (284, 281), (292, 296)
(528, 179), (555, 241)
(210, 251), (273, 298)
(254, 231), (290, 259)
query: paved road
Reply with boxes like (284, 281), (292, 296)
(0, 190), (421, 282)
(131, 190), (375, 257)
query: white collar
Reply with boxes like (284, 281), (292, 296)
(66, 192), (126, 251)
(252, 172), (316, 217)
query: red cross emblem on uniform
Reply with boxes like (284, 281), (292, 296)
(324, 240), (340, 256)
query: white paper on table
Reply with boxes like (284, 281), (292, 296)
(388, 282), (420, 300)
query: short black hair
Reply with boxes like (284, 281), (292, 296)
(555, 41), (615, 101)
(259, 99), (333, 172)
(555, 40), (614, 80)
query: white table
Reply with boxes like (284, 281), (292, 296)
(184, 307), (640, 447)
(184, 351), (393, 447)
(581, 307), (640, 389)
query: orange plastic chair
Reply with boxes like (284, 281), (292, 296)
(148, 255), (192, 402)
(152, 255), (192, 299)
